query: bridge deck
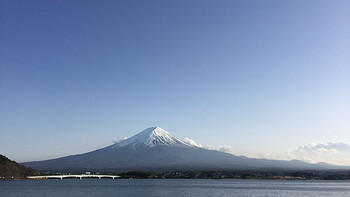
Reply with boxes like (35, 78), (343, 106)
(27, 174), (120, 180)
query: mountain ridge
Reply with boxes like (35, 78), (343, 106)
(22, 127), (348, 172)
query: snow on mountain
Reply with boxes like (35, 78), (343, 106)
(114, 127), (193, 148)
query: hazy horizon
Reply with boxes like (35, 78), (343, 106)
(1, 0), (349, 166)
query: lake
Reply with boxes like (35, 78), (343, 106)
(1, 179), (350, 197)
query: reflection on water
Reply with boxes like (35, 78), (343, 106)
(1, 179), (350, 197)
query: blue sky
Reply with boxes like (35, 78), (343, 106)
(1, 0), (350, 164)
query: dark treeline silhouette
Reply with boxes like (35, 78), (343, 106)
(118, 170), (350, 180)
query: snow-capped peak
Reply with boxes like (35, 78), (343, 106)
(114, 127), (193, 148)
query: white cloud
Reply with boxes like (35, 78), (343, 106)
(113, 137), (128, 144)
(256, 152), (271, 159)
(183, 138), (350, 166)
(203, 145), (235, 154)
(285, 142), (350, 166)
(183, 138), (235, 154)
(217, 145), (235, 154)
(183, 138), (201, 147)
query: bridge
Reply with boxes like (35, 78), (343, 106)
(27, 174), (120, 180)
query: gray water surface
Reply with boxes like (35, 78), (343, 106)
(1, 179), (350, 197)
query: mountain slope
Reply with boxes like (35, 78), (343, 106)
(22, 127), (344, 172)
(0, 154), (39, 179)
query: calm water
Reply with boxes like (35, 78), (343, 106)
(1, 179), (350, 197)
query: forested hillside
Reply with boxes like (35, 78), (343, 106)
(0, 154), (38, 180)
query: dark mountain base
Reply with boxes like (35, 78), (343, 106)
(22, 144), (342, 173)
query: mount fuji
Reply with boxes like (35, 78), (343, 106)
(23, 127), (341, 172)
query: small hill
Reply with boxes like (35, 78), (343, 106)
(0, 154), (39, 180)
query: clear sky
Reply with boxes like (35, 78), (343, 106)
(1, 0), (350, 165)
